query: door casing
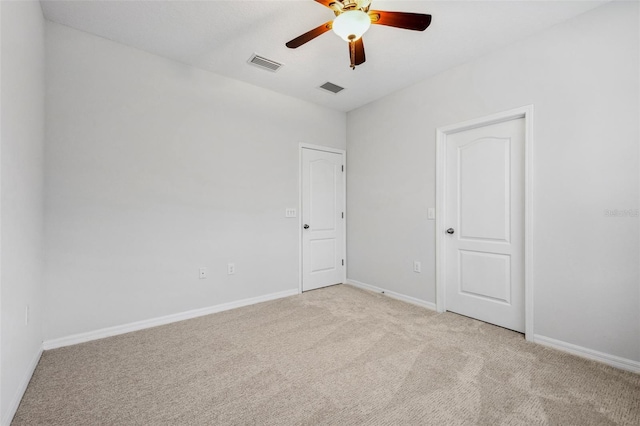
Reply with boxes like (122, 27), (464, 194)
(435, 105), (534, 340)
(298, 143), (347, 294)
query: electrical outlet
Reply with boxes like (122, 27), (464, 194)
(25, 305), (29, 325)
(199, 267), (207, 279)
(228, 263), (235, 275)
(413, 261), (421, 273)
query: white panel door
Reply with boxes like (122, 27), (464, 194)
(445, 118), (525, 332)
(302, 148), (345, 292)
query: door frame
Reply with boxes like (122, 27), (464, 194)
(298, 143), (347, 294)
(435, 105), (534, 340)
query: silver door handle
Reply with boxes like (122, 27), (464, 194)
(303, 224), (310, 229)
(446, 228), (454, 234)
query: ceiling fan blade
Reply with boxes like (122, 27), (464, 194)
(286, 21), (333, 48)
(314, 0), (336, 8)
(369, 11), (432, 31)
(354, 38), (366, 65)
(348, 38), (365, 69)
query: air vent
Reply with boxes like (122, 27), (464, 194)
(319, 82), (345, 94)
(247, 54), (283, 72)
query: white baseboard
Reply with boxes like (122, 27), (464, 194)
(43, 289), (299, 350)
(2, 347), (43, 426)
(533, 334), (640, 374)
(346, 279), (436, 311)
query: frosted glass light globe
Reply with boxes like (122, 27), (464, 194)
(332, 10), (371, 42)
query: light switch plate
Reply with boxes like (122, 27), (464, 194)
(427, 208), (435, 220)
(285, 208), (297, 218)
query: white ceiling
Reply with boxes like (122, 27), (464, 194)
(40, 0), (608, 112)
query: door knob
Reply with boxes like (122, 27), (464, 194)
(446, 228), (454, 234)
(303, 224), (310, 229)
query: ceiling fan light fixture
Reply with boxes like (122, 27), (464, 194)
(332, 10), (371, 42)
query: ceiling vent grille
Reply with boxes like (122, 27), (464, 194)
(248, 54), (283, 72)
(319, 82), (345, 94)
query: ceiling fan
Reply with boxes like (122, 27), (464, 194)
(286, 0), (432, 70)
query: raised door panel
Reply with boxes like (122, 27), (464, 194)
(310, 159), (337, 232)
(459, 250), (511, 304)
(310, 239), (337, 273)
(459, 137), (510, 242)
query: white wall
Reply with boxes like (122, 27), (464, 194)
(347, 1), (639, 362)
(0, 1), (45, 423)
(44, 22), (346, 341)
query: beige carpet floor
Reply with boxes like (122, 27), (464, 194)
(13, 284), (640, 425)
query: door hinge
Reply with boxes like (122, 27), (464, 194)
(341, 165), (344, 172)
(341, 212), (344, 219)
(342, 259), (344, 266)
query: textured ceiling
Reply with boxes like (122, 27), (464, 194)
(40, 0), (609, 112)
